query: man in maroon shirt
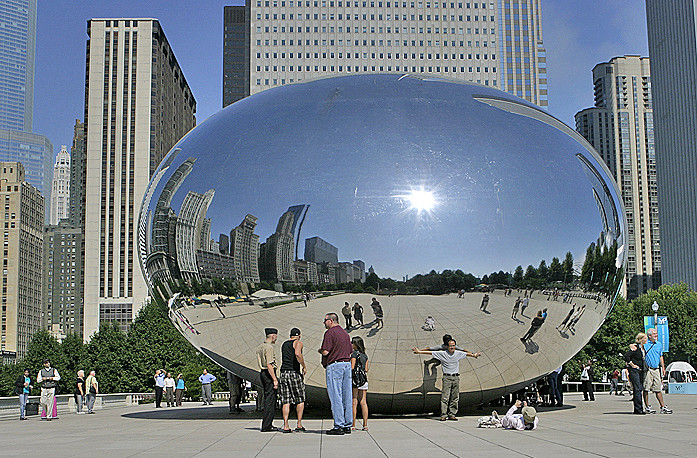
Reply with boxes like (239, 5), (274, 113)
(318, 312), (353, 435)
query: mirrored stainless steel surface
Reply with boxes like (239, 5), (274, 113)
(139, 74), (626, 412)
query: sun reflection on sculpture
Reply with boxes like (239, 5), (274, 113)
(406, 188), (437, 213)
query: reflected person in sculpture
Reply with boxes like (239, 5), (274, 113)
(319, 313), (353, 435)
(412, 340), (481, 420)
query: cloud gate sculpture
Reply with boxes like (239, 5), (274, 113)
(139, 74), (626, 413)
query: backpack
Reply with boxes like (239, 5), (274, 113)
(352, 354), (368, 387)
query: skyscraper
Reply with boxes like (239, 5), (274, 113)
(0, 162), (44, 359)
(176, 189), (215, 281)
(259, 210), (296, 283)
(42, 121), (86, 339)
(83, 19), (196, 338)
(230, 214), (260, 283)
(49, 145), (70, 224)
(286, 204), (309, 259)
(575, 56), (659, 299)
(304, 236), (338, 264)
(0, 0), (53, 209)
(223, 0), (548, 108)
(646, 0), (697, 289)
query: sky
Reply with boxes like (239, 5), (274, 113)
(32, 0), (649, 157)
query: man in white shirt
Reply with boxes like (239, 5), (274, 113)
(412, 339), (481, 421)
(37, 359), (61, 421)
(500, 400), (539, 430)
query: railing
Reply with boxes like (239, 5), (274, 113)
(0, 393), (152, 420)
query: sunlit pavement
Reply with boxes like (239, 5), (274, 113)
(1, 391), (695, 457)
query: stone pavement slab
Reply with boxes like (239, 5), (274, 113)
(0, 392), (695, 457)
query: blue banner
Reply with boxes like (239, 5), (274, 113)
(644, 316), (669, 352)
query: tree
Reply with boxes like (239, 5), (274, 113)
(365, 272), (379, 290)
(580, 243), (596, 285)
(60, 332), (87, 386)
(548, 257), (563, 283)
(524, 265), (537, 282)
(537, 260), (549, 284)
(84, 322), (128, 393)
(566, 283), (697, 379)
(630, 283), (697, 364)
(513, 265), (524, 286)
(562, 251), (574, 284)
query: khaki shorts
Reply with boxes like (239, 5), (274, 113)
(644, 368), (662, 392)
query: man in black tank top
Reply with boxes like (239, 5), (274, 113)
(279, 328), (307, 432)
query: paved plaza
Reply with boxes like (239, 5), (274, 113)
(1, 392), (695, 457)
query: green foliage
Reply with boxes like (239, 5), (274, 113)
(405, 269), (478, 294)
(513, 266), (524, 286)
(1, 297), (225, 397)
(0, 362), (20, 396)
(566, 283), (697, 380)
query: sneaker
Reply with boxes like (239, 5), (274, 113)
(660, 406), (673, 414)
(343, 427), (352, 434)
(326, 428), (344, 435)
(645, 405), (656, 414)
(491, 410), (499, 420)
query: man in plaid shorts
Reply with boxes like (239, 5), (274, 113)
(280, 327), (307, 432)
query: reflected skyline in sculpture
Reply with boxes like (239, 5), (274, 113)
(139, 74), (626, 413)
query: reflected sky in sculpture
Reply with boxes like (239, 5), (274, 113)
(143, 74), (622, 280)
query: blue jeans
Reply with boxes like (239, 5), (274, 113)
(548, 373), (562, 406)
(326, 361), (352, 428)
(18, 393), (28, 418)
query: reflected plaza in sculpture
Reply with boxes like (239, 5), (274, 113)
(138, 74), (626, 413)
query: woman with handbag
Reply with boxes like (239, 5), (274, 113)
(350, 336), (369, 431)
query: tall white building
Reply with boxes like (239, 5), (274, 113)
(223, 0), (548, 107)
(49, 145), (70, 224)
(575, 56), (660, 299)
(83, 18), (196, 338)
(646, 0), (697, 289)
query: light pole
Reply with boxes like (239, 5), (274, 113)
(652, 300), (659, 328)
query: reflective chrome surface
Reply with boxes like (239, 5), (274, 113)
(139, 74), (626, 413)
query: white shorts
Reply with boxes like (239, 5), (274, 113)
(356, 382), (368, 391)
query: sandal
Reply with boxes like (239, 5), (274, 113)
(351, 426), (356, 431)
(362, 426), (369, 431)
(282, 429), (292, 433)
(294, 426), (306, 432)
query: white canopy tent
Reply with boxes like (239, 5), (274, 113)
(664, 361), (697, 383)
